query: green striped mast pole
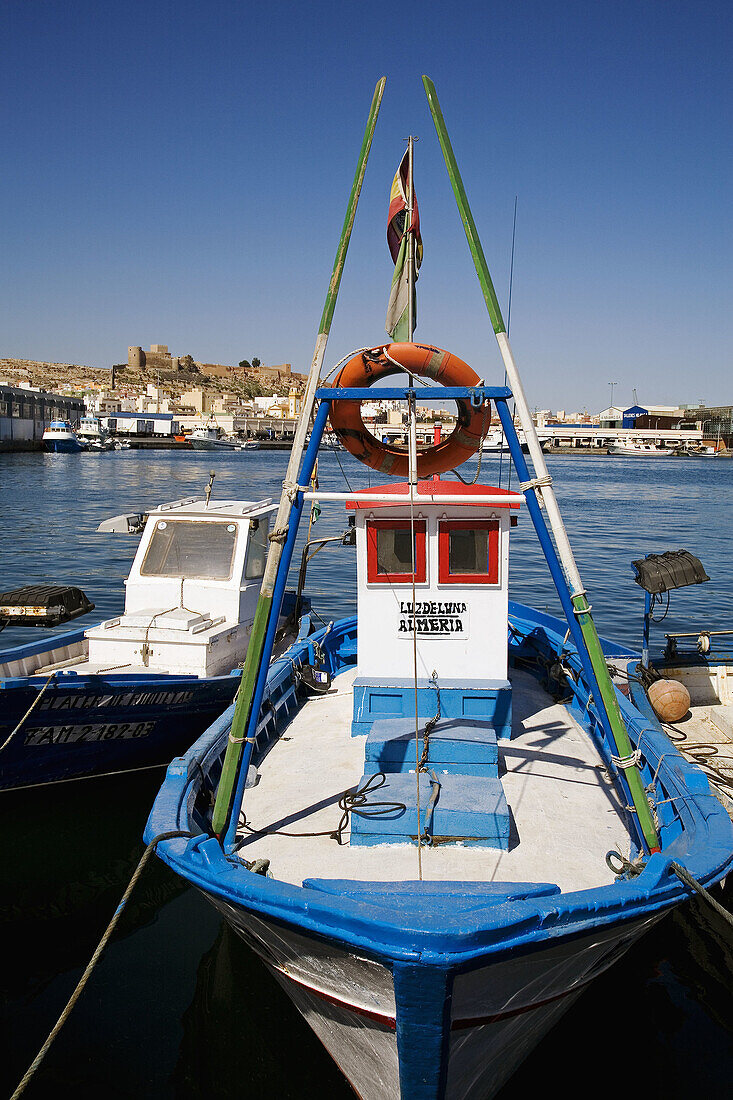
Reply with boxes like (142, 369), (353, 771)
(422, 75), (660, 854)
(212, 76), (387, 837)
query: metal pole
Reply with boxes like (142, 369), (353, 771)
(423, 75), (660, 853)
(212, 77), (387, 837)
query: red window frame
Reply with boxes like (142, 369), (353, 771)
(366, 520), (427, 584)
(438, 520), (499, 585)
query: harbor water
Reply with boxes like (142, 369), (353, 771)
(2, 447), (732, 1098)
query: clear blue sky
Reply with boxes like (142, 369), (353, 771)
(1, 1), (730, 412)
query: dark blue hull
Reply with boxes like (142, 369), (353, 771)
(0, 668), (239, 790)
(43, 439), (86, 453)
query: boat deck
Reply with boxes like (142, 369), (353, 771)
(235, 666), (629, 893)
(664, 704), (733, 818)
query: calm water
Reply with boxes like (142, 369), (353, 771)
(2, 448), (732, 1098)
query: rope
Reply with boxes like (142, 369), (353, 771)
(10, 829), (195, 1100)
(407, 396), (422, 881)
(419, 671), (441, 772)
(235, 772), (406, 847)
(606, 851), (733, 929)
(0, 671), (57, 754)
(519, 473), (553, 493)
(668, 862), (733, 927)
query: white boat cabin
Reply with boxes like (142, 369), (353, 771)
(347, 481), (521, 741)
(349, 480), (521, 684)
(85, 497), (276, 677)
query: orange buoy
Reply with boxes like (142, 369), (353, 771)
(329, 342), (490, 478)
(648, 678), (691, 722)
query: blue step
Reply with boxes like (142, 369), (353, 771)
(364, 717), (498, 776)
(352, 677), (513, 739)
(349, 771), (510, 849)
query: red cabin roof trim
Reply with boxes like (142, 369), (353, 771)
(345, 480), (522, 511)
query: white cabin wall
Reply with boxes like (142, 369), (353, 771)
(355, 506), (511, 683)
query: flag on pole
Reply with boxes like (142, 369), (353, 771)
(385, 150), (422, 341)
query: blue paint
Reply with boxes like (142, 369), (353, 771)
(364, 717), (498, 775)
(393, 961), (453, 1100)
(349, 771), (510, 848)
(352, 678), (512, 739)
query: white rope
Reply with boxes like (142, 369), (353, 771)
(610, 748), (643, 770)
(519, 473), (553, 492)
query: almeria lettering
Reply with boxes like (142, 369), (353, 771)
(398, 617), (465, 634)
(399, 601), (467, 616)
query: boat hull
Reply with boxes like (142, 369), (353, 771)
(0, 659), (239, 791)
(145, 608), (733, 1099)
(43, 437), (86, 453)
(210, 897), (657, 1100)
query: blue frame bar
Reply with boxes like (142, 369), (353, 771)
(315, 386), (511, 402)
(222, 399), (332, 851)
(494, 398), (641, 844)
(642, 589), (652, 670)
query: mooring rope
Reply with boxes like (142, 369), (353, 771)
(606, 849), (733, 929)
(10, 829), (195, 1100)
(0, 671), (57, 754)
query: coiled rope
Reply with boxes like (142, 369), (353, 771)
(10, 829), (194, 1100)
(235, 771), (406, 849)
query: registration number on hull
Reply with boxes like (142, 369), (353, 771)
(24, 721), (156, 746)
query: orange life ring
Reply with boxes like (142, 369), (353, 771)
(329, 342), (490, 478)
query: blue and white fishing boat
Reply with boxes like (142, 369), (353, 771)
(42, 420), (87, 453)
(145, 79), (732, 1099)
(0, 492), (304, 791)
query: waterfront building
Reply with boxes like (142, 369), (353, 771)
(0, 384), (85, 450)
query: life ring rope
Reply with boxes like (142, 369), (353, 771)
(328, 342), (491, 479)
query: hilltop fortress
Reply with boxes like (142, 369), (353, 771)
(127, 344), (303, 387)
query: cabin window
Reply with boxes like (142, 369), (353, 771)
(366, 520), (426, 584)
(438, 520), (499, 585)
(244, 517), (269, 580)
(141, 520), (237, 580)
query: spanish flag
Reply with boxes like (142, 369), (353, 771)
(385, 150), (423, 341)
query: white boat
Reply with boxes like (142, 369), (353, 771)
(145, 79), (732, 1100)
(481, 427), (551, 453)
(608, 441), (673, 456)
(188, 421), (240, 450)
(42, 420), (87, 453)
(77, 416), (113, 450)
(0, 492), (305, 790)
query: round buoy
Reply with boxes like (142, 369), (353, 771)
(648, 678), (690, 722)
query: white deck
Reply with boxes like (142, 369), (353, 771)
(235, 667), (629, 893)
(664, 703), (733, 817)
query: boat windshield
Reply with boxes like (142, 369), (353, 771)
(141, 520), (238, 580)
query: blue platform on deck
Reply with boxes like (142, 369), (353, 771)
(352, 677), (513, 739)
(349, 771), (510, 849)
(364, 717), (499, 776)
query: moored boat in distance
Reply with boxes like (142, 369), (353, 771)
(188, 420), (241, 450)
(0, 492), (306, 791)
(42, 420), (87, 453)
(608, 441), (673, 456)
(77, 415), (114, 450)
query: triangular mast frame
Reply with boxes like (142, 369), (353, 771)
(214, 77), (660, 857)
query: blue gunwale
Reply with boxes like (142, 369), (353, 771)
(144, 604), (733, 969)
